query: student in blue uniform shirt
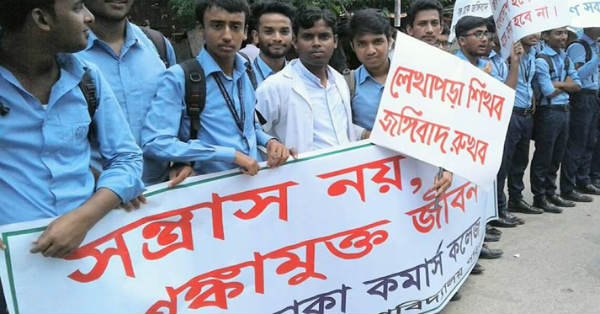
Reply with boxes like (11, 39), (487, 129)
(248, 0), (295, 86)
(454, 16), (504, 82)
(561, 27), (600, 197)
(0, 0), (144, 254)
(77, 0), (180, 189)
(531, 27), (583, 213)
(499, 34), (545, 218)
(142, 0), (290, 177)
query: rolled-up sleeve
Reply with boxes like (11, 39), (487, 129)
(566, 56), (583, 87)
(91, 67), (145, 202)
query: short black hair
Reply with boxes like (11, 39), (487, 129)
(293, 6), (336, 36)
(406, 0), (442, 27)
(0, 0), (54, 31)
(349, 8), (392, 40)
(485, 16), (496, 33)
(249, 1), (296, 33)
(195, 0), (250, 27)
(455, 16), (487, 37)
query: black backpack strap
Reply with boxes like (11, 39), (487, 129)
(569, 39), (592, 63)
(238, 52), (258, 90)
(536, 53), (556, 79)
(180, 59), (206, 140)
(79, 70), (98, 140)
(140, 26), (169, 67)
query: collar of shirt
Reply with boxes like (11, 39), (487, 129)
(255, 54), (277, 81)
(294, 59), (335, 89)
(85, 22), (140, 56)
(455, 49), (487, 69)
(356, 64), (382, 86)
(541, 45), (563, 58)
(0, 53), (86, 103)
(196, 48), (248, 80)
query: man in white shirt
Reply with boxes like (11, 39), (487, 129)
(255, 6), (364, 154)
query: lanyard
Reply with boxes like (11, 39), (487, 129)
(213, 73), (245, 133)
(253, 58), (266, 82)
(520, 56), (534, 85)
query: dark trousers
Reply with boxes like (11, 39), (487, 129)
(590, 98), (600, 182)
(560, 93), (600, 192)
(530, 107), (570, 202)
(497, 109), (534, 214)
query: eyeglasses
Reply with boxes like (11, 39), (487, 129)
(462, 31), (493, 40)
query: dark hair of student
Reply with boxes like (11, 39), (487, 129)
(249, 1), (296, 33)
(195, 0), (250, 27)
(349, 8), (392, 40)
(485, 16), (496, 33)
(406, 0), (443, 28)
(293, 6), (337, 36)
(455, 16), (487, 37)
(0, 0), (54, 31)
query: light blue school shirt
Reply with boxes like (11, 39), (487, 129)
(141, 49), (273, 176)
(534, 46), (582, 105)
(351, 64), (384, 131)
(514, 48), (536, 109)
(566, 33), (599, 90)
(0, 54), (144, 225)
(77, 22), (176, 185)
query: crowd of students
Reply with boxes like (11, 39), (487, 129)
(0, 0), (599, 309)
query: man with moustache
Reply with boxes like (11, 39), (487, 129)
(249, 1), (295, 86)
(0, 0), (144, 309)
(255, 6), (364, 154)
(142, 0), (290, 177)
(531, 27), (582, 213)
(78, 0), (184, 192)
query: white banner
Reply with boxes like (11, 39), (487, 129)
(0, 142), (496, 314)
(448, 0), (493, 42)
(370, 32), (515, 186)
(569, 0), (600, 28)
(492, 0), (572, 58)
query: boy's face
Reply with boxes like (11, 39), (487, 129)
(458, 25), (490, 57)
(520, 33), (540, 48)
(543, 28), (568, 50)
(406, 9), (441, 46)
(83, 0), (134, 21)
(293, 19), (337, 69)
(50, 0), (95, 52)
(253, 13), (293, 59)
(351, 32), (390, 72)
(201, 6), (247, 62)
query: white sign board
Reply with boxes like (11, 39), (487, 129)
(0, 143), (496, 314)
(370, 32), (516, 186)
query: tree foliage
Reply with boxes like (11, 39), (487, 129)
(169, 0), (455, 21)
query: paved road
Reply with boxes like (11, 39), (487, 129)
(441, 149), (600, 314)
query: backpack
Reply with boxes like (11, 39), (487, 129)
(179, 55), (260, 139)
(343, 68), (356, 101)
(79, 70), (98, 141)
(533, 53), (570, 106)
(139, 26), (169, 68)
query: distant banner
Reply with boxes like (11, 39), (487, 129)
(492, 0), (572, 58)
(0, 142), (496, 314)
(370, 32), (516, 186)
(449, 0), (493, 42)
(569, 0), (600, 28)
